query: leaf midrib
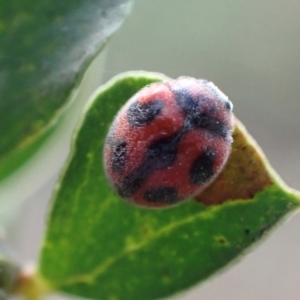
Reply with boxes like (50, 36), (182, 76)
(53, 197), (251, 289)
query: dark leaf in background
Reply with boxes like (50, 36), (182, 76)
(0, 0), (132, 181)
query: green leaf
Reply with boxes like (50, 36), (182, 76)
(38, 72), (300, 300)
(0, 0), (132, 182)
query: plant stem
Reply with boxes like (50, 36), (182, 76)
(13, 264), (51, 300)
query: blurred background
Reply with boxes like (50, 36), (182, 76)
(7, 1), (300, 299)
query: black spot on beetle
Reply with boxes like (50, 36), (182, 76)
(118, 166), (151, 198)
(190, 148), (216, 185)
(192, 115), (228, 138)
(174, 88), (229, 138)
(144, 187), (179, 204)
(117, 130), (185, 198)
(111, 140), (127, 174)
(144, 132), (183, 169)
(127, 100), (164, 127)
(244, 229), (251, 235)
(174, 88), (200, 119)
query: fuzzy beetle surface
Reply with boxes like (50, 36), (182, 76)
(104, 77), (234, 208)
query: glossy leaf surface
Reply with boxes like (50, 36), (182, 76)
(38, 72), (300, 300)
(0, 0), (132, 181)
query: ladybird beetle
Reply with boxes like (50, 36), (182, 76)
(104, 77), (234, 208)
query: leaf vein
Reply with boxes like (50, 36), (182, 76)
(57, 207), (216, 288)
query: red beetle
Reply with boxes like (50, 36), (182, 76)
(104, 77), (234, 208)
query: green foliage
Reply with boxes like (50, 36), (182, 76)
(0, 0), (132, 181)
(38, 72), (300, 300)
